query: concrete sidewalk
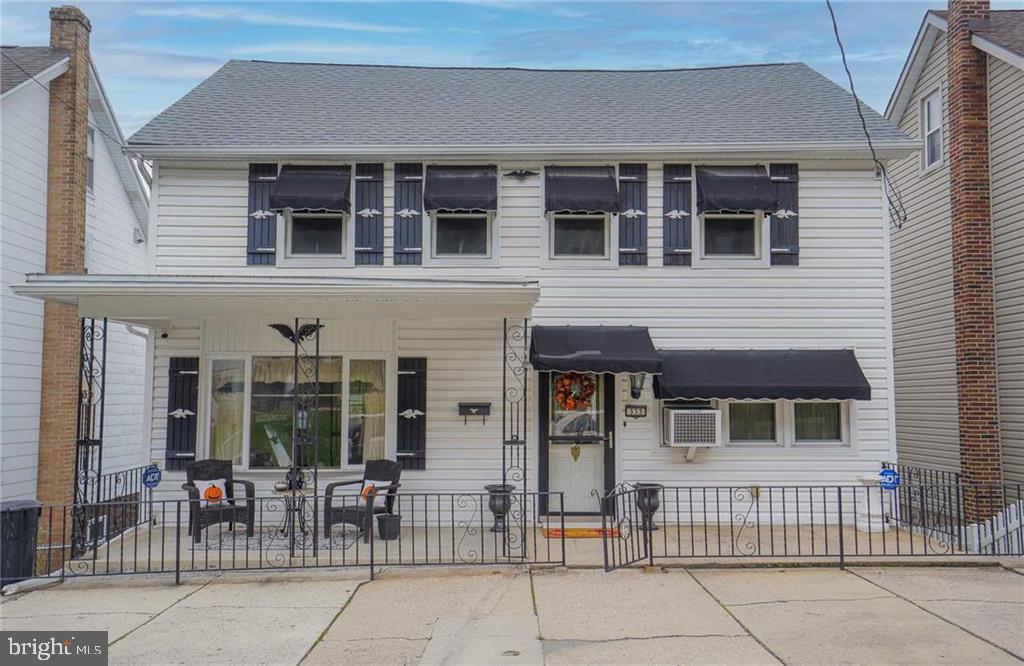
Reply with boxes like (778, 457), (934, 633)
(1, 565), (1022, 665)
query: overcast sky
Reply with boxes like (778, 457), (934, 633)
(3, 1), (1023, 136)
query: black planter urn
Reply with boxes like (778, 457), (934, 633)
(635, 483), (663, 531)
(484, 484), (515, 533)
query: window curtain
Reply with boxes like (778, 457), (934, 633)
(210, 360), (245, 465)
(349, 360), (387, 464)
(729, 403), (775, 441)
(795, 403), (841, 440)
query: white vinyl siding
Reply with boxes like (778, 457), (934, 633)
(990, 56), (1024, 485)
(144, 157), (892, 493)
(1, 81), (51, 500)
(1, 88), (149, 500)
(888, 33), (961, 474)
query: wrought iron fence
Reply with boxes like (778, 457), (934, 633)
(29, 491), (565, 584)
(601, 482), (1024, 571)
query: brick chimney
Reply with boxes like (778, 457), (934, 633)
(36, 5), (91, 516)
(946, 0), (1003, 514)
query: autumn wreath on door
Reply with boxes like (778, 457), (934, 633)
(554, 372), (597, 411)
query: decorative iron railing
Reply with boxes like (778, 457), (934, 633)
(28, 491), (566, 584)
(601, 482), (1024, 571)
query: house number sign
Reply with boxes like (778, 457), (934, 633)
(624, 404), (648, 419)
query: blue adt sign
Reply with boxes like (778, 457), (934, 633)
(879, 468), (901, 490)
(142, 464), (162, 489)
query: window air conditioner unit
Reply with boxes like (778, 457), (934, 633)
(662, 408), (722, 449)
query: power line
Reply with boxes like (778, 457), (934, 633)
(825, 0), (909, 231)
(1, 49), (148, 163)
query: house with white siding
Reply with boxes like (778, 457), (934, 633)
(887, 1), (1024, 488)
(1, 8), (150, 506)
(15, 51), (917, 523)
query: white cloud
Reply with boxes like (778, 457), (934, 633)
(229, 40), (468, 65)
(134, 6), (419, 34)
(93, 46), (225, 81)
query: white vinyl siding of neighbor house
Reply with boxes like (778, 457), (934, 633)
(989, 56), (1024, 485)
(1, 81), (51, 500)
(144, 157), (893, 494)
(0, 89), (149, 500)
(888, 33), (962, 474)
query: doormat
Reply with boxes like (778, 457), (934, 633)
(543, 527), (618, 539)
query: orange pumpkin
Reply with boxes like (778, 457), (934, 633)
(203, 485), (224, 503)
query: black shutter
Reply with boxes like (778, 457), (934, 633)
(165, 357), (199, 471)
(618, 163), (647, 265)
(770, 164), (799, 266)
(247, 163), (278, 265)
(354, 163), (384, 265)
(394, 163), (423, 265)
(396, 357), (427, 470)
(663, 164), (692, 266)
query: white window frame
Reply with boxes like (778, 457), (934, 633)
(548, 212), (613, 261)
(921, 90), (943, 172)
(539, 164), (620, 269)
(276, 210), (355, 268)
(788, 400), (850, 447)
(721, 400), (783, 447)
(86, 127), (95, 195)
(719, 399), (851, 448)
(425, 210), (499, 267)
(202, 352), (391, 472)
(695, 211), (769, 268)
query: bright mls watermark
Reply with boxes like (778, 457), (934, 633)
(2, 632), (107, 665)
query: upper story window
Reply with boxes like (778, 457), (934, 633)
(86, 127), (95, 194)
(922, 91), (942, 169)
(432, 211), (491, 257)
(702, 213), (761, 259)
(551, 213), (609, 258)
(287, 212), (347, 257)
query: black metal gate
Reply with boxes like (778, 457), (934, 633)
(600, 484), (651, 570)
(502, 318), (529, 558)
(72, 318), (108, 554)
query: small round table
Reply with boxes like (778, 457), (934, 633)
(273, 486), (312, 539)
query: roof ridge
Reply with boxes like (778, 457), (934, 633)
(230, 58), (803, 74)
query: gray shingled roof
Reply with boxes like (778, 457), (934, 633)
(128, 61), (909, 148)
(1, 46), (69, 95)
(932, 9), (1024, 59)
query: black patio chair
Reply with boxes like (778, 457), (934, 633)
(182, 459), (255, 543)
(323, 459), (402, 542)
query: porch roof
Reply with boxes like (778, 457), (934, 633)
(12, 274), (540, 325)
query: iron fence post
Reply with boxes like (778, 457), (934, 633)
(560, 493), (566, 567)
(369, 507), (375, 581)
(837, 486), (845, 569)
(174, 501), (181, 585)
(600, 492), (610, 571)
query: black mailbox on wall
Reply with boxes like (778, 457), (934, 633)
(458, 402), (491, 424)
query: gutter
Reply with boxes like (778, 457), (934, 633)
(125, 140), (920, 161)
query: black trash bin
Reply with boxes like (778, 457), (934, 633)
(1, 499), (41, 586)
(376, 514), (401, 541)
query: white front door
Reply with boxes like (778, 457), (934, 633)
(544, 372), (611, 514)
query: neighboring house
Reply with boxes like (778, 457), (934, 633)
(15, 32), (917, 516)
(0, 7), (150, 503)
(887, 0), (1024, 486)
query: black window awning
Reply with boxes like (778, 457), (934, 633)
(545, 166), (620, 214)
(696, 165), (779, 214)
(423, 165), (498, 212)
(530, 326), (661, 374)
(269, 165), (352, 213)
(654, 349), (871, 401)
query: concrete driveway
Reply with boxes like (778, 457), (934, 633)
(1, 565), (1021, 665)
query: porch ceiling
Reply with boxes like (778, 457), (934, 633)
(12, 274), (539, 324)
